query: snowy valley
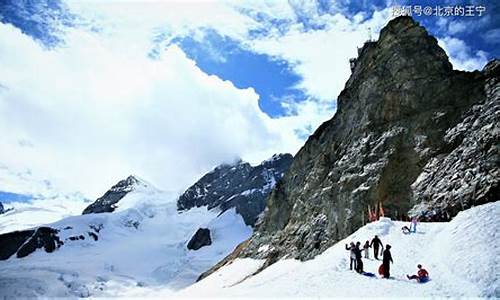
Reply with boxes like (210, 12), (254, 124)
(0, 155), (291, 297)
(0, 187), (251, 297)
(2, 186), (496, 297)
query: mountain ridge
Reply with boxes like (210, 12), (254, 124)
(177, 153), (293, 226)
(82, 175), (150, 214)
(198, 16), (498, 278)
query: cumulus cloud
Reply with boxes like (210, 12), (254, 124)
(438, 37), (489, 71)
(482, 28), (500, 44)
(0, 23), (302, 197)
(244, 7), (392, 101)
(1, 1), (491, 198)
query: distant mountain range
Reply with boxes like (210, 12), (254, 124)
(0, 154), (293, 297)
(178, 153), (293, 226)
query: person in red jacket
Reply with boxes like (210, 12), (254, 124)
(407, 264), (429, 282)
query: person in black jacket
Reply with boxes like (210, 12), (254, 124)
(370, 235), (383, 260)
(382, 244), (393, 278)
(354, 242), (364, 273)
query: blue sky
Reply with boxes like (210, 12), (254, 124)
(170, 30), (306, 117)
(0, 191), (32, 203)
(1, 0), (498, 119)
(165, 0), (499, 117)
(0, 0), (498, 196)
(172, 1), (500, 117)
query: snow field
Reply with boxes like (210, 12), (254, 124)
(0, 196), (89, 234)
(180, 201), (499, 298)
(0, 189), (252, 298)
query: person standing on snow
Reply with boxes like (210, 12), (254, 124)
(354, 242), (364, 273)
(345, 242), (357, 271)
(382, 244), (393, 278)
(407, 264), (429, 282)
(410, 216), (418, 233)
(370, 235), (383, 260)
(363, 240), (370, 259)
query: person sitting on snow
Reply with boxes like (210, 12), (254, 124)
(407, 264), (429, 282)
(345, 242), (356, 271)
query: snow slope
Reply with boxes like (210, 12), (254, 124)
(0, 163), (90, 233)
(0, 195), (89, 234)
(0, 186), (252, 297)
(180, 201), (499, 298)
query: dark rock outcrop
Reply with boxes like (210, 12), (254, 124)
(16, 227), (63, 258)
(0, 229), (34, 260)
(0, 201), (14, 215)
(0, 227), (63, 260)
(178, 154), (293, 226)
(82, 175), (145, 214)
(187, 228), (212, 250)
(0, 223), (104, 261)
(206, 16), (498, 271)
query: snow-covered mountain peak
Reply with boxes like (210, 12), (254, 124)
(0, 177), (252, 297)
(177, 153), (293, 226)
(212, 158), (248, 172)
(82, 175), (160, 215)
(109, 175), (151, 193)
(261, 153), (292, 167)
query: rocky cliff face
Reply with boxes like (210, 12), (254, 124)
(82, 175), (147, 214)
(410, 59), (499, 220)
(216, 17), (499, 267)
(178, 154), (293, 226)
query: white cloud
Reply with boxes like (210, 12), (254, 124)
(0, 1), (344, 198)
(72, 1), (392, 102)
(68, 0), (258, 44)
(438, 37), (489, 71)
(482, 28), (500, 44)
(1, 1), (490, 199)
(244, 7), (392, 101)
(0, 23), (303, 197)
(447, 20), (468, 35)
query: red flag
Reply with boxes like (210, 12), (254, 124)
(379, 202), (385, 218)
(368, 204), (377, 222)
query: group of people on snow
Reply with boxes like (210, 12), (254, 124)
(345, 235), (389, 275)
(346, 234), (429, 283)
